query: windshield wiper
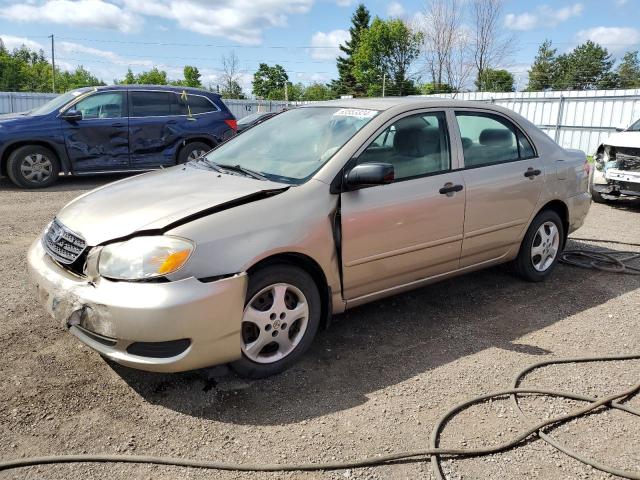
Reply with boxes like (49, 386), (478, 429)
(215, 163), (268, 181)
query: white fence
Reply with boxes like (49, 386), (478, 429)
(430, 89), (640, 154)
(3, 89), (640, 154)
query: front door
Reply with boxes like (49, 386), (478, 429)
(340, 111), (466, 301)
(128, 90), (181, 168)
(454, 110), (544, 267)
(61, 91), (129, 172)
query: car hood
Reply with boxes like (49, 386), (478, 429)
(0, 112), (32, 127)
(602, 131), (640, 149)
(57, 164), (289, 246)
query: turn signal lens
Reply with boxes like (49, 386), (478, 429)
(158, 249), (191, 274)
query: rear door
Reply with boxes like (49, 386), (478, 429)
(340, 110), (466, 300)
(454, 110), (544, 267)
(61, 90), (129, 172)
(128, 90), (180, 168)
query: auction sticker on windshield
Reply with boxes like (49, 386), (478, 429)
(333, 108), (378, 119)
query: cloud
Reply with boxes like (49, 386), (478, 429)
(0, 35), (45, 52)
(309, 29), (350, 61)
(387, 1), (405, 17)
(122, 0), (313, 45)
(575, 26), (640, 54)
(57, 41), (153, 68)
(335, 0), (353, 6)
(0, 0), (141, 33)
(505, 3), (582, 31)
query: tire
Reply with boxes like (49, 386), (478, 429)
(7, 145), (60, 188)
(591, 188), (608, 204)
(230, 265), (321, 379)
(514, 209), (564, 282)
(177, 141), (211, 164)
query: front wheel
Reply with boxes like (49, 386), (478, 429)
(7, 145), (60, 188)
(177, 141), (211, 164)
(514, 210), (564, 282)
(230, 265), (321, 379)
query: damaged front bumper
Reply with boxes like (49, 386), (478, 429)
(592, 146), (640, 197)
(27, 239), (248, 372)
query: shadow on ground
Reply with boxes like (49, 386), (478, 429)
(111, 241), (640, 425)
(0, 173), (139, 193)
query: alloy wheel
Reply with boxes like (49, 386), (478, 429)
(531, 221), (560, 272)
(20, 153), (53, 183)
(241, 283), (309, 364)
(187, 149), (207, 161)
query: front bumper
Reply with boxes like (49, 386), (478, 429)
(27, 240), (248, 372)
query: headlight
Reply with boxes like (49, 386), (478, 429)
(98, 236), (194, 280)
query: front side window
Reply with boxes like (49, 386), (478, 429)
(202, 107), (378, 184)
(456, 112), (535, 167)
(130, 91), (173, 117)
(73, 92), (124, 119)
(357, 112), (451, 180)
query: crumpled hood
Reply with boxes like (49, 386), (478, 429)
(602, 131), (640, 149)
(57, 164), (288, 246)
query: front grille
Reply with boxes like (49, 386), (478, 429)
(42, 218), (87, 265)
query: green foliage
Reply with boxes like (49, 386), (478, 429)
(475, 68), (514, 92)
(220, 80), (246, 99)
(303, 82), (335, 100)
(420, 82), (455, 95)
(252, 63), (288, 99)
(527, 39), (557, 91)
(617, 51), (640, 89)
(352, 17), (422, 97)
(553, 41), (616, 90)
(331, 3), (371, 96)
(135, 67), (169, 85)
(56, 66), (104, 91)
(177, 65), (202, 87)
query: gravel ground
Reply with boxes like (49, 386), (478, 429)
(0, 175), (639, 480)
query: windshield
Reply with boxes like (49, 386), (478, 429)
(202, 107), (378, 184)
(29, 89), (91, 115)
(628, 119), (640, 131)
(238, 112), (271, 125)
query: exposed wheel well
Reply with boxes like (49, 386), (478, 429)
(539, 200), (569, 247)
(247, 253), (331, 329)
(1, 141), (62, 176)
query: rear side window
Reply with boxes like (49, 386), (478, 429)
(130, 91), (173, 117)
(174, 94), (218, 115)
(455, 112), (535, 168)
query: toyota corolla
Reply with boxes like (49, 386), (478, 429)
(28, 98), (591, 378)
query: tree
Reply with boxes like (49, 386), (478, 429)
(420, 82), (455, 94)
(219, 52), (245, 98)
(527, 40), (557, 91)
(332, 4), (371, 96)
(134, 67), (169, 85)
(353, 18), (422, 96)
(118, 68), (137, 84)
(617, 51), (640, 89)
(181, 65), (202, 87)
(303, 82), (335, 100)
(57, 66), (104, 91)
(252, 63), (288, 99)
(553, 41), (616, 90)
(471, 0), (513, 90)
(475, 68), (514, 91)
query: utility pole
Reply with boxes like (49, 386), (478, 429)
(382, 73), (386, 97)
(49, 34), (56, 93)
(284, 82), (288, 104)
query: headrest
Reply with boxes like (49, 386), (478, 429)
(479, 128), (513, 147)
(394, 127), (440, 157)
(461, 137), (473, 149)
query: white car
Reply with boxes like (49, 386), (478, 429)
(591, 119), (640, 203)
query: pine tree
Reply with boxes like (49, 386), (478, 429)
(617, 51), (640, 89)
(331, 4), (370, 96)
(552, 41), (616, 90)
(527, 40), (557, 91)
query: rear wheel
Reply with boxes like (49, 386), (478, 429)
(177, 141), (211, 164)
(514, 210), (564, 282)
(230, 265), (321, 379)
(7, 145), (60, 188)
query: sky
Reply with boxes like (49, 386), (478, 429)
(1, 0), (639, 93)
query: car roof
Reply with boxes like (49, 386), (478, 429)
(300, 96), (506, 112)
(85, 85), (220, 96)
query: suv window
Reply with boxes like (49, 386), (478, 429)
(357, 112), (451, 181)
(130, 91), (173, 117)
(73, 91), (124, 119)
(455, 112), (536, 167)
(174, 94), (217, 115)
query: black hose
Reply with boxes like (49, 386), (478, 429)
(1, 354), (639, 478)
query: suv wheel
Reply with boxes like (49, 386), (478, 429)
(515, 210), (564, 282)
(178, 141), (211, 164)
(7, 145), (60, 188)
(230, 265), (321, 379)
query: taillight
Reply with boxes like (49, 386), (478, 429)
(224, 119), (237, 132)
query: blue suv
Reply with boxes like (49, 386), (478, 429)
(0, 85), (237, 188)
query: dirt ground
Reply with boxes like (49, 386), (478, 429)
(1, 175), (639, 480)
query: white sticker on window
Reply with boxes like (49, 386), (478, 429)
(333, 108), (377, 119)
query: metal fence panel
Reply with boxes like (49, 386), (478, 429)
(0, 92), (57, 114)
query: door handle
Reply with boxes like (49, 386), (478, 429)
(439, 183), (464, 195)
(111, 123), (126, 128)
(524, 167), (542, 178)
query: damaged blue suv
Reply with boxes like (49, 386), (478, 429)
(0, 85), (237, 188)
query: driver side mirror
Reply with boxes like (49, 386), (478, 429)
(345, 163), (394, 190)
(61, 110), (83, 122)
